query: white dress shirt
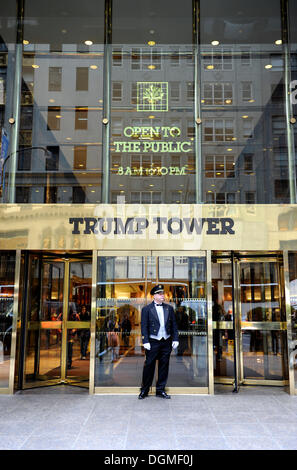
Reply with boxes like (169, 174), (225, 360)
(149, 303), (170, 341)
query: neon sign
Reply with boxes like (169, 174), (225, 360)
(113, 126), (193, 153)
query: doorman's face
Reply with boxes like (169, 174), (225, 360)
(154, 292), (165, 303)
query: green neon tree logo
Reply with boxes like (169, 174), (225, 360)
(137, 82), (168, 112)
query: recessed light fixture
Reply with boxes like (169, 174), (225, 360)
(32, 64), (39, 69)
(90, 65), (98, 69)
(211, 40), (219, 46)
(55, 115), (62, 118)
(148, 41), (156, 46)
(227, 148), (233, 152)
(49, 99), (55, 103)
(23, 40), (29, 45)
(148, 115), (155, 119)
(275, 39), (282, 45)
(84, 40), (93, 46)
(148, 65), (156, 70)
(249, 99), (255, 103)
(206, 65), (214, 70)
(242, 115), (249, 119)
(225, 99), (232, 104)
(265, 64), (272, 69)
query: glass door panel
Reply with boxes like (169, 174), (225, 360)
(95, 255), (151, 387)
(239, 258), (288, 383)
(212, 256), (235, 383)
(212, 253), (289, 387)
(158, 255), (208, 388)
(23, 253), (92, 389)
(24, 255), (64, 386)
(95, 252), (208, 390)
(65, 261), (92, 387)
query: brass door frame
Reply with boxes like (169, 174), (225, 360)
(236, 255), (289, 387)
(213, 252), (289, 388)
(22, 253), (92, 390)
(94, 250), (209, 395)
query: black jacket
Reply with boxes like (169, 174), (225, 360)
(141, 302), (179, 344)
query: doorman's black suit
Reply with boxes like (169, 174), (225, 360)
(140, 302), (179, 395)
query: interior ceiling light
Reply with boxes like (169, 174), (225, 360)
(148, 65), (156, 70)
(275, 39), (282, 45)
(90, 65), (98, 69)
(84, 40), (93, 45)
(148, 41), (156, 46)
(211, 40), (219, 46)
(265, 64), (272, 69)
(32, 64), (39, 68)
(206, 65), (214, 69)
(23, 40), (29, 45)
(242, 115), (249, 119)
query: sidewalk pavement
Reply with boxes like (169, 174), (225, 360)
(0, 385), (297, 450)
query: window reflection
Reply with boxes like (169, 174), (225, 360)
(95, 255), (208, 388)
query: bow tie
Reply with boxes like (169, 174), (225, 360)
(155, 303), (163, 306)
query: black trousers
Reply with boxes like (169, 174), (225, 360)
(141, 337), (172, 394)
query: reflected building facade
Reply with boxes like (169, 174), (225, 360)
(1, 0), (297, 395)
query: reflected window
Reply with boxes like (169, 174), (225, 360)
(73, 146), (87, 170)
(76, 67), (89, 91)
(47, 106), (61, 131)
(112, 82), (122, 101)
(204, 119), (234, 142)
(49, 67), (62, 92)
(73, 186), (86, 203)
(46, 146), (59, 171)
(241, 82), (253, 102)
(75, 107), (88, 130)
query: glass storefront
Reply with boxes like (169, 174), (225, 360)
(95, 254), (208, 391)
(213, 253), (288, 387)
(0, 0), (297, 204)
(1, 1), (297, 397)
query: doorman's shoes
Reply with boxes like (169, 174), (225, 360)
(138, 390), (148, 399)
(156, 391), (171, 399)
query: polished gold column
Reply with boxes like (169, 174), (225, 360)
(206, 250), (214, 394)
(60, 260), (70, 382)
(89, 250), (97, 394)
(8, 250), (21, 394)
(283, 250), (295, 395)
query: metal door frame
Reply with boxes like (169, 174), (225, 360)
(94, 250), (210, 395)
(21, 251), (93, 391)
(236, 254), (289, 387)
(212, 251), (291, 391)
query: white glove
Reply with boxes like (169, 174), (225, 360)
(172, 341), (179, 349)
(143, 343), (151, 350)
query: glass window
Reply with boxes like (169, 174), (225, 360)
(12, 0), (104, 204)
(200, 0), (288, 203)
(73, 146), (87, 170)
(95, 255), (208, 390)
(75, 107), (88, 130)
(110, 0), (195, 204)
(76, 67), (89, 91)
(47, 107), (61, 131)
(49, 67), (62, 92)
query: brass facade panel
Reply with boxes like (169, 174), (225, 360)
(0, 204), (297, 251)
